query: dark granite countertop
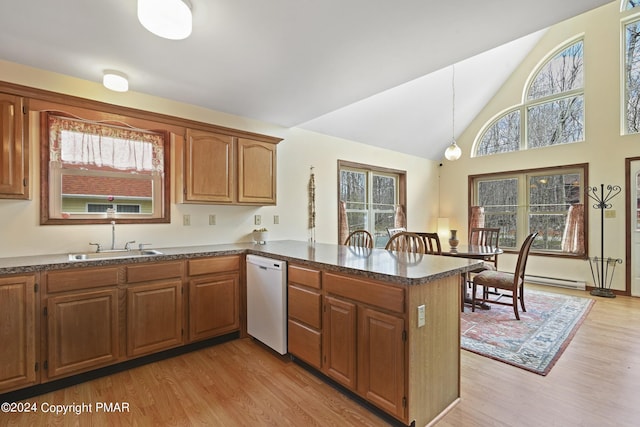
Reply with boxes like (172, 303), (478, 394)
(0, 240), (483, 286)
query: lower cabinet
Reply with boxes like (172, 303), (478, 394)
(321, 272), (407, 422)
(126, 262), (184, 357)
(188, 273), (239, 341)
(323, 296), (357, 389)
(358, 307), (405, 418)
(0, 274), (38, 393)
(127, 280), (183, 357)
(287, 265), (322, 369)
(46, 288), (119, 379)
(43, 266), (120, 381)
(187, 256), (241, 343)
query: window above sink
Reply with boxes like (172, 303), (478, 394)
(40, 109), (171, 225)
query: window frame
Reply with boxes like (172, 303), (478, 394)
(338, 160), (406, 248)
(474, 38), (585, 157)
(468, 163), (589, 259)
(40, 110), (171, 225)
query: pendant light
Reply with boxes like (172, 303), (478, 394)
(138, 0), (193, 40)
(444, 64), (462, 161)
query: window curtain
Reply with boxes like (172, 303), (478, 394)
(469, 206), (485, 245)
(338, 201), (349, 245)
(394, 204), (406, 228)
(561, 203), (584, 253)
(49, 115), (164, 173)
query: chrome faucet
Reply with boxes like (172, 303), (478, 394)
(125, 240), (136, 251)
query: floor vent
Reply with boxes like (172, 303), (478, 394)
(525, 274), (586, 290)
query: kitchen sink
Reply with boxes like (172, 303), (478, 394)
(68, 249), (164, 261)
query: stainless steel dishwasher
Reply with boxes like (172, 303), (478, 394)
(246, 254), (287, 355)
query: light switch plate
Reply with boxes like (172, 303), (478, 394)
(209, 214), (216, 225)
(273, 215), (279, 224)
(254, 215), (261, 225)
(183, 214), (191, 226)
(418, 304), (426, 327)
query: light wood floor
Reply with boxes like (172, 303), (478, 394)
(4, 285), (640, 427)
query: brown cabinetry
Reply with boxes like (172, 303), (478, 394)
(287, 265), (322, 369)
(322, 272), (406, 421)
(184, 129), (234, 203)
(187, 256), (240, 342)
(0, 93), (28, 199)
(0, 274), (38, 393)
(126, 262), (184, 357)
(181, 129), (279, 205)
(237, 138), (277, 204)
(43, 267), (120, 380)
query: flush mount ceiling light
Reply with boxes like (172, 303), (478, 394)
(103, 70), (129, 92)
(138, 0), (193, 40)
(444, 64), (462, 161)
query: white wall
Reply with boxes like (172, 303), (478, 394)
(0, 61), (437, 258)
(440, 2), (634, 292)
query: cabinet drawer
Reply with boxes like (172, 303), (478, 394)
(46, 267), (120, 293)
(127, 261), (183, 283)
(288, 284), (321, 329)
(288, 319), (321, 369)
(288, 265), (321, 289)
(188, 256), (240, 276)
(323, 272), (404, 314)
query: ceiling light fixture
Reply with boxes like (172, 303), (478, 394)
(103, 70), (129, 92)
(137, 0), (193, 40)
(444, 64), (462, 161)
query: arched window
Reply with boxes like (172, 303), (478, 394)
(474, 39), (584, 156)
(625, 0), (640, 11)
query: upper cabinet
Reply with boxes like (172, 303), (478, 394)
(0, 93), (29, 199)
(184, 129), (235, 203)
(180, 129), (280, 205)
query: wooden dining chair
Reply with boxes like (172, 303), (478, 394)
(343, 229), (374, 248)
(385, 232), (425, 253)
(415, 232), (442, 255)
(469, 227), (500, 269)
(472, 232), (538, 320)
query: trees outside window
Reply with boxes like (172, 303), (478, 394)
(475, 40), (584, 156)
(338, 161), (405, 248)
(470, 164), (587, 257)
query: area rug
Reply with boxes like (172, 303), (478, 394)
(461, 289), (594, 376)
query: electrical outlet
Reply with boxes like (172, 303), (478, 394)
(273, 215), (279, 224)
(183, 214), (191, 226)
(417, 304), (426, 327)
(209, 214), (216, 225)
(254, 215), (261, 225)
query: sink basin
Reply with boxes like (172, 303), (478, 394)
(68, 249), (164, 261)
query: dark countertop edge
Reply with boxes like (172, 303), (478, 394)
(0, 242), (484, 286)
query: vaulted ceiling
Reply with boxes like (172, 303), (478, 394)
(0, 0), (613, 159)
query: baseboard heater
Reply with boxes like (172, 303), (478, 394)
(525, 274), (586, 290)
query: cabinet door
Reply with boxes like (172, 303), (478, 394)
(188, 273), (239, 342)
(237, 138), (276, 204)
(127, 280), (183, 357)
(358, 307), (405, 419)
(0, 275), (37, 392)
(323, 296), (356, 389)
(184, 129), (234, 202)
(46, 288), (119, 379)
(0, 93), (28, 198)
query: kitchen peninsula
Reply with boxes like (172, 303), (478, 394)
(0, 240), (483, 427)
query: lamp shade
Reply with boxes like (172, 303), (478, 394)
(138, 0), (192, 40)
(444, 141), (462, 161)
(103, 71), (129, 92)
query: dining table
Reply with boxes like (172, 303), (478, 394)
(440, 244), (504, 310)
